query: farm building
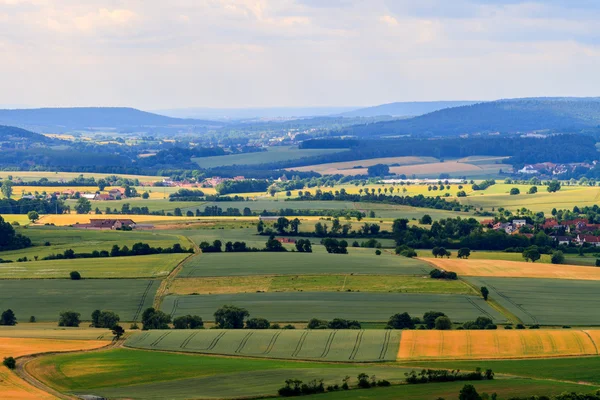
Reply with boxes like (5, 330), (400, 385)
(276, 237), (296, 244)
(74, 218), (137, 230)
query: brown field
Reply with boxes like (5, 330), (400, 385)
(0, 337), (106, 400)
(423, 258), (600, 281)
(288, 156), (435, 175)
(0, 323), (115, 340)
(398, 330), (600, 360)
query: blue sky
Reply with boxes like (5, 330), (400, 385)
(0, 0), (598, 109)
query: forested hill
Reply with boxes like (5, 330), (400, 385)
(339, 97), (600, 137)
(0, 107), (222, 131)
(0, 125), (55, 145)
(338, 101), (479, 117)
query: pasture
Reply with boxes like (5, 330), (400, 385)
(179, 251), (431, 277)
(423, 257), (600, 281)
(126, 329), (401, 362)
(168, 275), (476, 295)
(0, 279), (160, 321)
(161, 291), (506, 323)
(193, 146), (348, 168)
(465, 277), (600, 325)
(398, 330), (600, 360)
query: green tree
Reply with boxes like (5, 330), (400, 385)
(257, 220), (264, 233)
(111, 324), (125, 340)
(27, 211), (39, 223)
(367, 164), (390, 177)
(70, 271), (81, 280)
(3, 356), (16, 369)
(1, 180), (13, 199)
(58, 311), (81, 327)
(434, 316), (452, 330)
(173, 315), (204, 329)
(528, 186), (538, 194)
(245, 317), (270, 329)
(423, 311), (446, 329)
(457, 248), (471, 259)
(0, 309), (17, 326)
(290, 218), (301, 234)
(481, 286), (489, 301)
(551, 250), (565, 264)
(74, 198), (92, 214)
(522, 246), (541, 263)
(275, 217), (290, 234)
(386, 312), (415, 329)
(96, 311), (120, 328)
(419, 214), (433, 225)
(214, 305), (249, 329)
(459, 384), (482, 400)
(141, 308), (171, 330)
(509, 188), (520, 195)
(547, 180), (561, 193)
(98, 179), (108, 191)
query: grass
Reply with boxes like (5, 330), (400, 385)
(193, 146), (348, 168)
(465, 276), (600, 325)
(423, 257), (600, 281)
(397, 330), (600, 360)
(168, 275), (476, 295)
(179, 251), (431, 277)
(161, 291), (506, 323)
(125, 329), (401, 362)
(0, 253), (188, 279)
(0, 279), (160, 321)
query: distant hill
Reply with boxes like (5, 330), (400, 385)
(337, 101), (480, 118)
(0, 125), (53, 143)
(0, 107), (222, 132)
(341, 97), (600, 137)
(155, 106), (359, 120)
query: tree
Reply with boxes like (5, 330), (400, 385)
(112, 325), (125, 340)
(456, 190), (467, 197)
(246, 317), (270, 329)
(547, 180), (561, 193)
(94, 311), (120, 328)
(290, 218), (301, 234)
(173, 315), (204, 329)
(509, 188), (520, 195)
(142, 191), (150, 199)
(91, 310), (101, 327)
(423, 311), (446, 329)
(457, 248), (471, 259)
(275, 217), (290, 234)
(214, 305), (249, 329)
(74, 198), (92, 214)
(70, 271), (81, 280)
(59, 311), (81, 327)
(459, 384), (482, 400)
(551, 250), (565, 265)
(435, 316), (452, 330)
(3, 356), (16, 369)
(0, 309), (17, 326)
(367, 164), (390, 177)
(257, 220), (264, 233)
(375, 249), (381, 255)
(386, 312), (415, 329)
(420, 214), (433, 225)
(481, 287), (489, 301)
(141, 307), (171, 330)
(528, 186), (538, 194)
(27, 211), (39, 223)
(1, 180), (13, 199)
(522, 246), (541, 263)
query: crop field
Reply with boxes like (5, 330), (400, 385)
(0, 253), (187, 279)
(36, 213), (202, 226)
(0, 171), (163, 182)
(126, 329), (401, 362)
(0, 279), (160, 321)
(0, 323), (117, 340)
(397, 330), (600, 360)
(423, 257), (600, 281)
(193, 146), (348, 168)
(30, 348), (413, 399)
(162, 291), (506, 323)
(0, 337), (107, 400)
(288, 156), (438, 175)
(465, 277), (600, 325)
(417, 250), (553, 263)
(168, 275), (476, 295)
(0, 214), (31, 225)
(179, 251), (431, 277)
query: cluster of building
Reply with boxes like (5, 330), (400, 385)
(201, 176), (246, 188)
(518, 162), (595, 175)
(483, 218), (600, 246)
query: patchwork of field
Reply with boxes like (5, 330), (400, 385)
(126, 329), (401, 362)
(465, 277), (600, 325)
(0, 279), (159, 321)
(179, 252), (430, 277)
(162, 292), (506, 323)
(193, 146), (348, 168)
(288, 156), (438, 175)
(423, 257), (600, 281)
(168, 275), (476, 295)
(398, 330), (600, 360)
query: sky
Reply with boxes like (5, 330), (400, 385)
(0, 0), (599, 109)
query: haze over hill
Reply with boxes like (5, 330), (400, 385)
(155, 106), (359, 121)
(340, 97), (600, 137)
(337, 101), (480, 118)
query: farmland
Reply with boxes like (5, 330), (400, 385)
(465, 277), (600, 325)
(125, 329), (401, 362)
(288, 156), (438, 175)
(168, 275), (476, 295)
(0, 322), (119, 340)
(161, 291), (506, 323)
(0, 279), (159, 321)
(0, 171), (163, 182)
(398, 330), (600, 360)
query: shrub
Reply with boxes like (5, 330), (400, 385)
(173, 315), (204, 329)
(245, 317), (270, 329)
(58, 311), (81, 327)
(516, 324), (525, 330)
(435, 316), (452, 330)
(387, 312), (415, 329)
(3, 356), (16, 369)
(375, 249), (381, 255)
(69, 271), (81, 280)
(29, 316), (36, 323)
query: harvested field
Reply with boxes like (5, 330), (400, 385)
(168, 275), (476, 295)
(397, 330), (600, 360)
(161, 292), (506, 323)
(0, 323), (115, 340)
(423, 257), (600, 281)
(288, 156), (437, 175)
(125, 329), (401, 362)
(465, 277), (600, 325)
(0, 171), (162, 183)
(36, 214), (201, 226)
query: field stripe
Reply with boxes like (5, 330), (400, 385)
(582, 331), (600, 355)
(484, 281), (538, 323)
(465, 296), (493, 319)
(348, 330), (364, 360)
(235, 332), (254, 354)
(206, 331), (227, 350)
(132, 280), (154, 322)
(291, 331), (309, 358)
(169, 298), (180, 318)
(321, 330), (338, 359)
(263, 331), (282, 355)
(180, 332), (199, 349)
(150, 331), (171, 347)
(379, 330), (391, 360)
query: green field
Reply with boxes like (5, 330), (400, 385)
(193, 146), (348, 168)
(465, 277), (600, 325)
(161, 291), (506, 323)
(65, 198), (203, 213)
(0, 279), (159, 321)
(179, 251), (430, 277)
(0, 253), (188, 279)
(417, 249), (554, 263)
(125, 329), (401, 362)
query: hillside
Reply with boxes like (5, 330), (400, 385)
(338, 100), (479, 117)
(0, 125), (55, 146)
(341, 97), (600, 137)
(0, 107), (222, 131)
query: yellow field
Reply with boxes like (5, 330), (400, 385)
(0, 337), (106, 400)
(35, 214), (260, 226)
(398, 330), (600, 360)
(0, 323), (115, 340)
(0, 214), (32, 225)
(423, 258), (600, 281)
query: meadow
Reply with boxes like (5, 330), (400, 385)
(125, 329), (401, 362)
(0, 279), (160, 321)
(168, 275), (476, 295)
(465, 276), (600, 325)
(161, 291), (506, 323)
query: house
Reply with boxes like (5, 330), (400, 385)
(576, 234), (600, 247)
(75, 219), (136, 230)
(259, 216), (279, 221)
(512, 220), (527, 228)
(94, 193), (112, 201)
(276, 237), (296, 244)
(81, 193), (96, 200)
(108, 188), (125, 198)
(554, 236), (571, 246)
(518, 165), (539, 174)
(542, 219), (561, 229)
(493, 222), (514, 234)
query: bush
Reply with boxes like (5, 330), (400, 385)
(29, 316), (36, 323)
(551, 250), (565, 264)
(70, 271), (81, 280)
(516, 324), (525, 329)
(429, 269), (458, 280)
(387, 312), (415, 329)
(246, 317), (270, 329)
(58, 311), (81, 327)
(435, 316), (452, 330)
(423, 311), (446, 329)
(141, 308), (171, 330)
(375, 249), (381, 255)
(3, 356), (16, 369)
(173, 315), (204, 329)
